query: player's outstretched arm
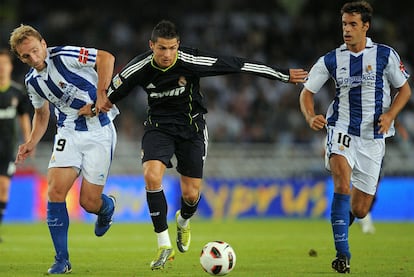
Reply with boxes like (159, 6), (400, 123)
(288, 68), (308, 84)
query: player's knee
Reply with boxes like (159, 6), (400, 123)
(333, 182), (351, 194)
(351, 206), (369, 219)
(47, 186), (67, 202)
(182, 190), (201, 205)
(144, 172), (162, 190)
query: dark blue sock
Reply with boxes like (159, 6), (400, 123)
(98, 194), (114, 215)
(47, 202), (69, 260)
(331, 193), (351, 259)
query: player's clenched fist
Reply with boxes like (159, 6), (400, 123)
(308, 114), (327, 131)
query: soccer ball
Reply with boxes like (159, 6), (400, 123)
(200, 241), (236, 275)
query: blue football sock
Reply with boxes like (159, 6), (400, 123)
(47, 202), (69, 260)
(331, 193), (351, 259)
(98, 194), (114, 216)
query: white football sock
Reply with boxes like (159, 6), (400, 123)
(156, 229), (171, 247)
(177, 213), (189, 228)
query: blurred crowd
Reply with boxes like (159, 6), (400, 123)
(1, 0), (413, 148)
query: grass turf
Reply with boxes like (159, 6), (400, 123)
(0, 219), (413, 276)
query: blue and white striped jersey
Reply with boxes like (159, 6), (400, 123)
(25, 46), (118, 131)
(305, 38), (409, 139)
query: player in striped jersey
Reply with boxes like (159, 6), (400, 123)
(84, 19), (307, 270)
(10, 25), (119, 274)
(299, 1), (411, 273)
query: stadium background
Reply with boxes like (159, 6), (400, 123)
(1, 0), (413, 222)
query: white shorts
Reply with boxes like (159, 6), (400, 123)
(48, 122), (117, 185)
(325, 126), (385, 195)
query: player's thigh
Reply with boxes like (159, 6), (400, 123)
(175, 129), (207, 179)
(81, 123), (117, 186)
(47, 167), (79, 201)
(329, 154), (352, 194)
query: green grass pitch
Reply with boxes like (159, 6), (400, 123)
(0, 219), (413, 276)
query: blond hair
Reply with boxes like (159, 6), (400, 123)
(9, 24), (43, 55)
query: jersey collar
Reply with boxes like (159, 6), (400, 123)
(340, 37), (374, 51)
(150, 52), (178, 72)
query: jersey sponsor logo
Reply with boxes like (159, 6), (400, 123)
(0, 106), (17, 119)
(51, 82), (77, 108)
(78, 47), (89, 64)
(337, 73), (376, 88)
(149, 87), (186, 98)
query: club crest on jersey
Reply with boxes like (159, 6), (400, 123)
(178, 76), (187, 87)
(366, 65), (373, 73)
(112, 74), (123, 89)
(58, 81), (67, 89)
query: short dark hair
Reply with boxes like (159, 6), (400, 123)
(341, 1), (373, 24)
(151, 20), (180, 42)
